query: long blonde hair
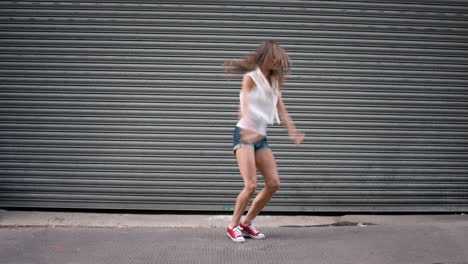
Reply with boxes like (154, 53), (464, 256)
(224, 40), (291, 87)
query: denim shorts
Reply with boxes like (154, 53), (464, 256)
(233, 126), (270, 153)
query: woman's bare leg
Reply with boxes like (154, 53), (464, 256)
(243, 149), (280, 224)
(229, 147), (258, 228)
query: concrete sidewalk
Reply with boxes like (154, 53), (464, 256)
(1, 210), (467, 264)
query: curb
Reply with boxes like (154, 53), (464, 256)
(0, 210), (340, 228)
(1, 210), (466, 228)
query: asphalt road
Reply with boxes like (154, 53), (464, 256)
(1, 216), (467, 264)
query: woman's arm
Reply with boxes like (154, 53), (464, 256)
(277, 93), (304, 145)
(239, 75), (254, 123)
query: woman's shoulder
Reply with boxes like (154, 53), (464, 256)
(244, 67), (260, 77)
(242, 74), (255, 90)
(243, 68), (262, 88)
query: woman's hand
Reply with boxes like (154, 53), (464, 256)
(289, 130), (305, 146)
(277, 94), (304, 146)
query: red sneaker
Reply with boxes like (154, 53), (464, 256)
(240, 222), (265, 239)
(226, 226), (245, 243)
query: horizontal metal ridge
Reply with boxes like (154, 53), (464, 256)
(1, 106), (467, 115)
(3, 17), (468, 35)
(4, 32), (468, 49)
(2, 170), (466, 181)
(1, 147), (466, 160)
(1, 131), (467, 144)
(3, 100), (467, 113)
(2, 63), (467, 77)
(2, 187), (466, 197)
(2, 115), (467, 128)
(2, 119), (468, 134)
(2, 48), (468, 64)
(2, 162), (466, 173)
(2, 122), (468, 133)
(2, 83), (467, 93)
(2, 177), (467, 187)
(0, 203), (462, 212)
(2, 86), (468, 98)
(2, 40), (466, 56)
(2, 92), (468, 103)
(2, 79), (467, 92)
(2, 7), (467, 24)
(0, 194), (464, 204)
(1, 154), (467, 166)
(3, 24), (468, 42)
(3, 58), (468, 72)
(1, 139), (466, 152)
(2, 181), (467, 191)
(2, 75), (467, 87)
(2, 0), (468, 10)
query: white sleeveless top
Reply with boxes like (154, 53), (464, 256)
(236, 68), (281, 136)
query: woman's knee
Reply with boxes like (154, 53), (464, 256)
(266, 179), (280, 191)
(244, 183), (258, 195)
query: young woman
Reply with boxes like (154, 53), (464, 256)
(224, 40), (304, 243)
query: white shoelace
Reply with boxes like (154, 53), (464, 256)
(248, 224), (259, 234)
(233, 226), (243, 237)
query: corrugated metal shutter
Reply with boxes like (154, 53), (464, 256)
(1, 1), (467, 212)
